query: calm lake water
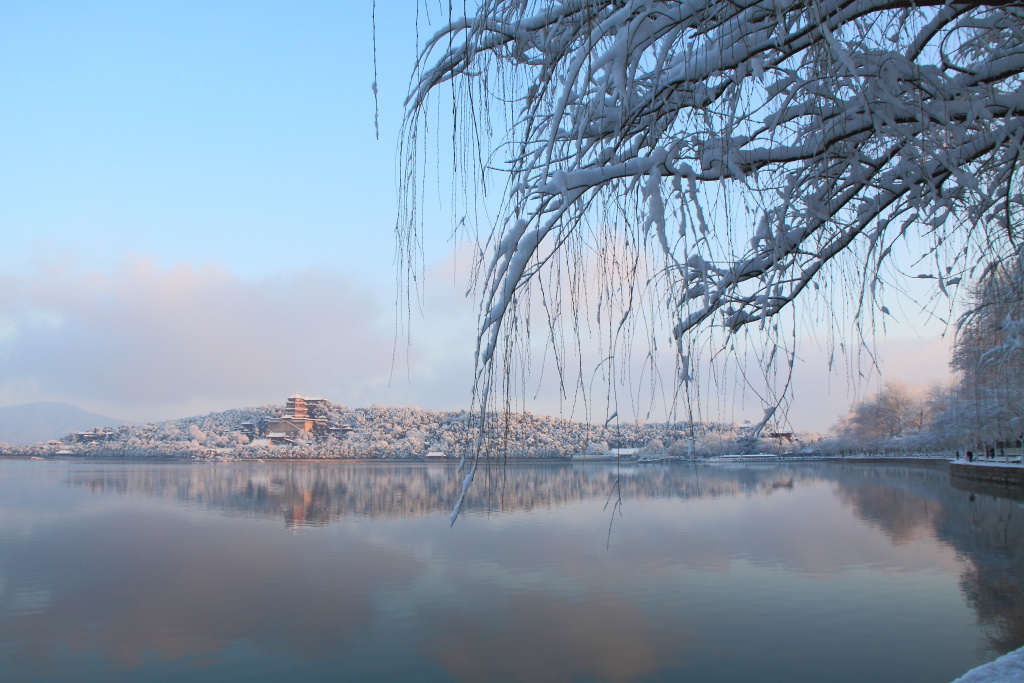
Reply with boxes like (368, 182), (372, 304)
(0, 458), (1021, 682)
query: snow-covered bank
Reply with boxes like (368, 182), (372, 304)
(950, 460), (1024, 488)
(952, 646), (1024, 682)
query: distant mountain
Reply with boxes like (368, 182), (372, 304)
(0, 402), (124, 446)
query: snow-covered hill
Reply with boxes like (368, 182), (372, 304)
(0, 400), (808, 459)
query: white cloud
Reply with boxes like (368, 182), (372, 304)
(0, 255), (477, 421)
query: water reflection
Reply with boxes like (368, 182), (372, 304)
(423, 593), (671, 683)
(62, 461), (1024, 655)
(0, 459), (1020, 681)
(830, 464), (1024, 655)
(62, 461), (819, 527)
(951, 492), (1024, 655)
(0, 510), (417, 670)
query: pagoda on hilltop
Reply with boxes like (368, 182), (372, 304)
(285, 394), (327, 420)
(265, 394), (329, 444)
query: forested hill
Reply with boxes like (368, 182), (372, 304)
(1, 401), (754, 459)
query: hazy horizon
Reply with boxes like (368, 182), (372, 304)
(0, 1), (953, 433)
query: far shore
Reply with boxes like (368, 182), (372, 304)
(0, 452), (970, 466)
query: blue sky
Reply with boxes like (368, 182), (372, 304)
(0, 1), (952, 431)
(0, 0), (435, 280)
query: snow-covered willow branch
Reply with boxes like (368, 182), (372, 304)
(400, 0), (1024, 522)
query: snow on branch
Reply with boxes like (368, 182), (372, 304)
(401, 0), (1024, 517)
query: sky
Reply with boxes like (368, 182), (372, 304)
(0, 1), (955, 432)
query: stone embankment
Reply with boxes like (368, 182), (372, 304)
(949, 461), (1024, 487)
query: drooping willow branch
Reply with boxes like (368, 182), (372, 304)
(402, 0), (1024, 522)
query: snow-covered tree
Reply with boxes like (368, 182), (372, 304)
(835, 382), (927, 442)
(641, 438), (665, 453)
(951, 259), (1024, 447)
(915, 381), (962, 449)
(403, 0), (1024, 515)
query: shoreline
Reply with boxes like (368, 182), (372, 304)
(2, 453), (957, 466)
(949, 460), (1024, 488)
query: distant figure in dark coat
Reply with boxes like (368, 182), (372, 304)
(967, 451), (974, 462)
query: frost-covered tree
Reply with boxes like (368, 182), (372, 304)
(951, 259), (1024, 448)
(641, 437), (665, 453)
(835, 381), (927, 442)
(916, 381), (963, 449)
(403, 0), (1024, 516)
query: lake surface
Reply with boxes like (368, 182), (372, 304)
(0, 458), (1021, 682)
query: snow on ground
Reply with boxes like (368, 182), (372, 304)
(952, 646), (1024, 682)
(950, 459), (1024, 468)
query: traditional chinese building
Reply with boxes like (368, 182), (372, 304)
(266, 394), (329, 444)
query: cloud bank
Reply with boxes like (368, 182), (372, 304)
(0, 256), (476, 422)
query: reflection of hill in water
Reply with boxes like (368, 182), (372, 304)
(66, 460), (1024, 655)
(62, 461), (980, 528)
(66, 462), (794, 525)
